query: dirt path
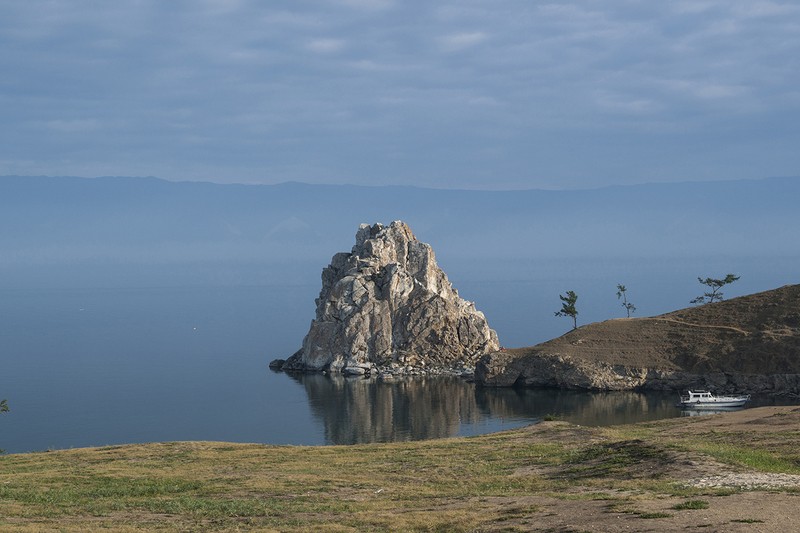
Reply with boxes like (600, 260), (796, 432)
(500, 406), (800, 532)
(514, 491), (800, 532)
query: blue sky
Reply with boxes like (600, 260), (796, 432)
(1, 0), (798, 189)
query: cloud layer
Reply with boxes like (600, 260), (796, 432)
(1, 0), (798, 188)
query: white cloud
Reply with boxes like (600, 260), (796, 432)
(438, 31), (488, 52)
(732, 1), (800, 18)
(672, 1), (720, 15)
(376, 95), (408, 105)
(1, 0), (799, 189)
(306, 38), (346, 54)
(466, 96), (500, 107)
(261, 10), (325, 29)
(594, 92), (660, 115)
(44, 119), (103, 133)
(336, 0), (394, 10)
(200, 0), (246, 15)
(661, 80), (750, 100)
(348, 59), (391, 71)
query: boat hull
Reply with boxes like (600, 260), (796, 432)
(679, 399), (749, 409)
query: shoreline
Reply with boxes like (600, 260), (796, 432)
(3, 403), (795, 458)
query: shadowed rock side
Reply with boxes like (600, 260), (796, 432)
(279, 221), (499, 375)
(476, 284), (800, 396)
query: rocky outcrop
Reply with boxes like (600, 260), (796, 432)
(476, 285), (800, 396)
(477, 349), (800, 396)
(279, 221), (499, 375)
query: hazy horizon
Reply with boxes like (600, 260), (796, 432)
(2, 175), (798, 346)
(4, 172), (800, 192)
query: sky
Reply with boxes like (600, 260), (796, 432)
(1, 0), (799, 190)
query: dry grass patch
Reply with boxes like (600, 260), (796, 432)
(3, 408), (800, 531)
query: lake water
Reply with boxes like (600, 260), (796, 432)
(0, 284), (784, 454)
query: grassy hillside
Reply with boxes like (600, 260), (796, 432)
(2, 407), (800, 531)
(507, 284), (800, 375)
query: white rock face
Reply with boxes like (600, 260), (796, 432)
(282, 221), (499, 373)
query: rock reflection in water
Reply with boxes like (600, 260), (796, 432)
(290, 374), (486, 444)
(288, 373), (682, 444)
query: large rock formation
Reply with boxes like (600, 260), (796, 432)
(279, 221), (499, 374)
(476, 285), (800, 396)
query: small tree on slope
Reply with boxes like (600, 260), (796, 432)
(555, 290), (579, 330)
(616, 284), (636, 318)
(1, 399), (7, 454)
(690, 274), (740, 305)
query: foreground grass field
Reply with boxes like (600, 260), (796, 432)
(2, 406), (800, 532)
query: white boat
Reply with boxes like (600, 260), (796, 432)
(678, 390), (751, 409)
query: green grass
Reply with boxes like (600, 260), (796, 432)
(2, 407), (800, 531)
(671, 499), (709, 510)
(637, 512), (672, 519)
(681, 441), (800, 473)
(0, 434), (567, 530)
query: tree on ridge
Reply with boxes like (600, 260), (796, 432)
(555, 290), (579, 330)
(1, 399), (7, 454)
(616, 284), (636, 318)
(690, 274), (740, 305)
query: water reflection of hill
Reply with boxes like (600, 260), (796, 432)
(288, 374), (683, 444)
(475, 387), (680, 426)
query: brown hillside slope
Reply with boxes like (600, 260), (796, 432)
(476, 284), (800, 395)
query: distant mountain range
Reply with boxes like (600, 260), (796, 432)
(3, 175), (798, 261)
(2, 174), (798, 344)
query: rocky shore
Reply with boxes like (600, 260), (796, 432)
(270, 357), (476, 379)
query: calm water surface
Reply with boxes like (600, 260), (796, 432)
(0, 286), (778, 454)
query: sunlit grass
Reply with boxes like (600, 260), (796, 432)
(2, 411), (800, 531)
(0, 433), (570, 530)
(677, 440), (800, 474)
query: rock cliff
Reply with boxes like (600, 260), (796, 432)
(278, 221), (499, 374)
(476, 284), (800, 396)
